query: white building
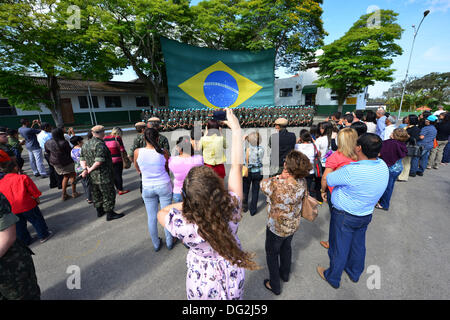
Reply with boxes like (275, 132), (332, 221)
(274, 63), (368, 115)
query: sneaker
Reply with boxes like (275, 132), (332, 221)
(416, 172), (423, 176)
(426, 166), (431, 169)
(40, 231), (54, 243)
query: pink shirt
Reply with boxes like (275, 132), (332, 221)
(104, 135), (125, 164)
(168, 155), (204, 194)
(325, 151), (356, 193)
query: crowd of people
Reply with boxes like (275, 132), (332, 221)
(0, 105), (448, 300)
(141, 105), (315, 131)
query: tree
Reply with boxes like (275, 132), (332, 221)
(86, 0), (192, 107)
(190, 0), (326, 72)
(383, 72), (450, 110)
(0, 0), (126, 127)
(315, 9), (403, 112)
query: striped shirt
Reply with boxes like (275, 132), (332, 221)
(327, 159), (389, 216)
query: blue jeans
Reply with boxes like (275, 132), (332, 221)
(324, 208), (372, 288)
(410, 147), (431, 174)
(142, 182), (173, 249)
(172, 193), (182, 203)
(442, 141), (450, 163)
(16, 206), (50, 245)
(28, 148), (47, 176)
(379, 161), (402, 210)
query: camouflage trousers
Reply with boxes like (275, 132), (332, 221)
(0, 240), (41, 300)
(92, 183), (116, 212)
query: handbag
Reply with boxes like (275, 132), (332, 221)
(115, 137), (131, 169)
(406, 138), (423, 157)
(312, 143), (324, 178)
(301, 181), (319, 222)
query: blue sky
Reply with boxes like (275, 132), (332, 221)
(112, 0), (450, 99)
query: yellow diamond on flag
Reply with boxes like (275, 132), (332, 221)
(178, 61), (262, 109)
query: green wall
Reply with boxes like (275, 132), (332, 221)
(315, 105), (357, 116)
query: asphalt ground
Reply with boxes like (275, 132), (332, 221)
(20, 127), (450, 300)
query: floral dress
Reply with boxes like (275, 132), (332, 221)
(165, 192), (245, 300)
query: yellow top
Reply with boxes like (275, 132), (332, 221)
(200, 134), (227, 165)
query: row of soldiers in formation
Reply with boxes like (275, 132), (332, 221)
(141, 106), (315, 131)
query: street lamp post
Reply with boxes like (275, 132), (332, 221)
(397, 10), (430, 123)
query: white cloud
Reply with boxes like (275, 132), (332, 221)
(423, 46), (450, 62)
(428, 0), (450, 12)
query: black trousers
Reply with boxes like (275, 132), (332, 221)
(44, 156), (62, 188)
(306, 174), (322, 202)
(112, 162), (124, 191)
(243, 170), (263, 215)
(265, 227), (294, 295)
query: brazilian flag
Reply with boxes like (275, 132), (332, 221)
(161, 37), (275, 109)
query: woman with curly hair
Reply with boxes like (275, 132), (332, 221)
(157, 108), (258, 300)
(260, 150), (312, 295)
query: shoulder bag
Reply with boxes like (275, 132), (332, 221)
(312, 143), (324, 178)
(301, 179), (319, 222)
(406, 137), (423, 157)
(116, 137), (131, 169)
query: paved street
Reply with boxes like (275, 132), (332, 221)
(22, 128), (450, 300)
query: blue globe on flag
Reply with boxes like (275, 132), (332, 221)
(203, 71), (239, 108)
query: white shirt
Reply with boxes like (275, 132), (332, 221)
(37, 131), (52, 150)
(314, 136), (331, 165)
(365, 122), (377, 134)
(295, 143), (315, 174)
(384, 124), (396, 141)
(433, 110), (445, 117)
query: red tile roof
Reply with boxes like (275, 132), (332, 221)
(32, 77), (147, 93)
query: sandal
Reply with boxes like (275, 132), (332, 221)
(320, 241), (330, 249)
(72, 192), (80, 199)
(86, 199), (93, 204)
(375, 203), (388, 211)
(62, 193), (70, 201)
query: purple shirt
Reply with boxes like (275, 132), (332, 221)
(380, 139), (408, 167)
(168, 155), (203, 194)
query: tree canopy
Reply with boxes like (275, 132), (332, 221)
(383, 72), (450, 111)
(0, 0), (126, 127)
(315, 9), (403, 112)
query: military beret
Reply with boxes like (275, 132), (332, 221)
(274, 118), (288, 126)
(135, 122), (146, 127)
(91, 125), (105, 132)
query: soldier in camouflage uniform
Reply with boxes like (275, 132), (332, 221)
(129, 122), (146, 162)
(0, 190), (41, 300)
(80, 125), (124, 221)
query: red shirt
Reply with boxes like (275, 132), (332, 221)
(0, 173), (41, 214)
(325, 151), (356, 193)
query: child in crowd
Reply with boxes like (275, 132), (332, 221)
(0, 159), (52, 245)
(70, 136), (93, 204)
